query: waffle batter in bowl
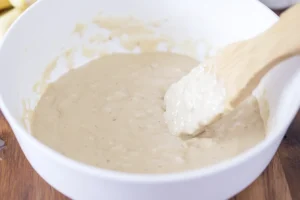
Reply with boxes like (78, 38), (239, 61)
(1, 0), (300, 200)
(31, 52), (265, 174)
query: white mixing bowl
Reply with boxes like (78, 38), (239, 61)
(0, 0), (300, 199)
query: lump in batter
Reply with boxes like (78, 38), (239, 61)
(164, 64), (226, 137)
(31, 52), (265, 174)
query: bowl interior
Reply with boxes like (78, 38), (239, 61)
(0, 0), (299, 153)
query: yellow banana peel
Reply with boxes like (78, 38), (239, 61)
(0, 0), (12, 10)
(9, 0), (36, 9)
(0, 8), (22, 39)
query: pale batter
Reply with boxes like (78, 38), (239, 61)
(164, 64), (226, 137)
(31, 52), (265, 174)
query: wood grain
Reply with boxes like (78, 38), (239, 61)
(0, 110), (66, 199)
(1, 109), (299, 199)
(278, 111), (300, 200)
(233, 152), (292, 200)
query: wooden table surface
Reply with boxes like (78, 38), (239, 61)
(1, 8), (300, 200)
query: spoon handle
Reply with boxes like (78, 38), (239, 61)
(253, 3), (300, 73)
(220, 4), (300, 107)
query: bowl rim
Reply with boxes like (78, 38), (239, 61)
(0, 0), (290, 184)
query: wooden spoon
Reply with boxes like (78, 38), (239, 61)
(214, 4), (300, 109)
(164, 4), (300, 136)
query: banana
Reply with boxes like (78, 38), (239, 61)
(0, 0), (12, 10)
(0, 8), (22, 39)
(9, 0), (36, 9)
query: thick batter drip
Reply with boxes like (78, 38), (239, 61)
(31, 52), (265, 174)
